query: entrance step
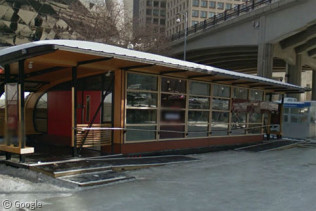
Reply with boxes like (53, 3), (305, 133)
(235, 140), (299, 152)
(58, 170), (134, 187)
(30, 155), (196, 178)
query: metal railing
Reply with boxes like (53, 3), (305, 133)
(171, 0), (275, 41)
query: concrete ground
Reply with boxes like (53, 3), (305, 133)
(2, 145), (316, 211)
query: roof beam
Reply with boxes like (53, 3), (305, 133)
(160, 70), (188, 75)
(77, 57), (113, 66)
(249, 84), (273, 88)
(211, 78), (239, 83)
(25, 66), (67, 78)
(122, 64), (155, 70)
(232, 81), (257, 85)
(188, 74), (216, 79)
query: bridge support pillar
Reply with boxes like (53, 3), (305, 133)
(257, 43), (273, 78)
(287, 54), (302, 101)
(312, 71), (316, 101)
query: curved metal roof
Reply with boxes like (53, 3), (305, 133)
(0, 40), (306, 93)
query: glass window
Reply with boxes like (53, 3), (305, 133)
(209, 12), (215, 18)
(126, 126), (156, 141)
(232, 112), (246, 123)
(189, 97), (210, 109)
(212, 112), (229, 123)
(212, 98), (230, 110)
(190, 81), (210, 96)
(160, 125), (185, 139)
(154, 1), (159, 7)
(161, 1), (166, 8)
(231, 124), (246, 135)
(209, 1), (216, 8)
(192, 10), (199, 17)
(160, 10), (166, 17)
(161, 94), (186, 108)
(232, 87), (248, 99)
(127, 92), (157, 108)
(249, 113), (262, 123)
(200, 11), (207, 18)
(213, 84), (230, 98)
(103, 93), (112, 123)
(192, 0), (199, 7)
(226, 3), (232, 9)
(284, 115), (288, 123)
(217, 2), (224, 9)
(153, 9), (159, 16)
(249, 90), (263, 101)
(211, 124), (228, 136)
(188, 111), (209, 123)
(247, 124), (262, 134)
(126, 109), (157, 124)
(146, 9), (152, 15)
(201, 0), (207, 7)
(161, 77), (186, 93)
(161, 110), (185, 124)
(127, 73), (157, 91)
(188, 125), (208, 138)
(146, 0), (152, 6)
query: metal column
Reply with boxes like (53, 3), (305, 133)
(72, 67), (78, 157)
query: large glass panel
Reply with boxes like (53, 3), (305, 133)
(161, 94), (186, 108)
(249, 89), (263, 101)
(126, 126), (156, 141)
(232, 112), (246, 123)
(161, 110), (185, 124)
(189, 97), (210, 109)
(212, 98), (230, 110)
(160, 125), (185, 139)
(103, 93), (112, 122)
(211, 124), (228, 136)
(161, 77), (186, 93)
(126, 109), (157, 124)
(247, 124), (262, 134)
(127, 73), (157, 91)
(232, 87), (248, 99)
(190, 81), (210, 96)
(213, 84), (230, 98)
(188, 125), (208, 138)
(188, 111), (209, 124)
(231, 124), (246, 135)
(249, 113), (262, 123)
(127, 92), (157, 108)
(212, 112), (229, 123)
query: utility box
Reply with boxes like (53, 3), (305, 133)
(282, 98), (316, 140)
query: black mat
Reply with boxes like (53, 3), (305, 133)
(240, 140), (297, 152)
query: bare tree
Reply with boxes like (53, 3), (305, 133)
(59, 0), (169, 54)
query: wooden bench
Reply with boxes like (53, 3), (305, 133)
(0, 145), (34, 162)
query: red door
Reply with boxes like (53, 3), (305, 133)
(77, 91), (102, 125)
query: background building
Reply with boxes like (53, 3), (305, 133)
(166, 0), (246, 37)
(134, 0), (167, 34)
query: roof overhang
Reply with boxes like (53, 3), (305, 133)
(0, 40), (306, 94)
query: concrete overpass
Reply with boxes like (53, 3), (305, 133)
(169, 0), (316, 98)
